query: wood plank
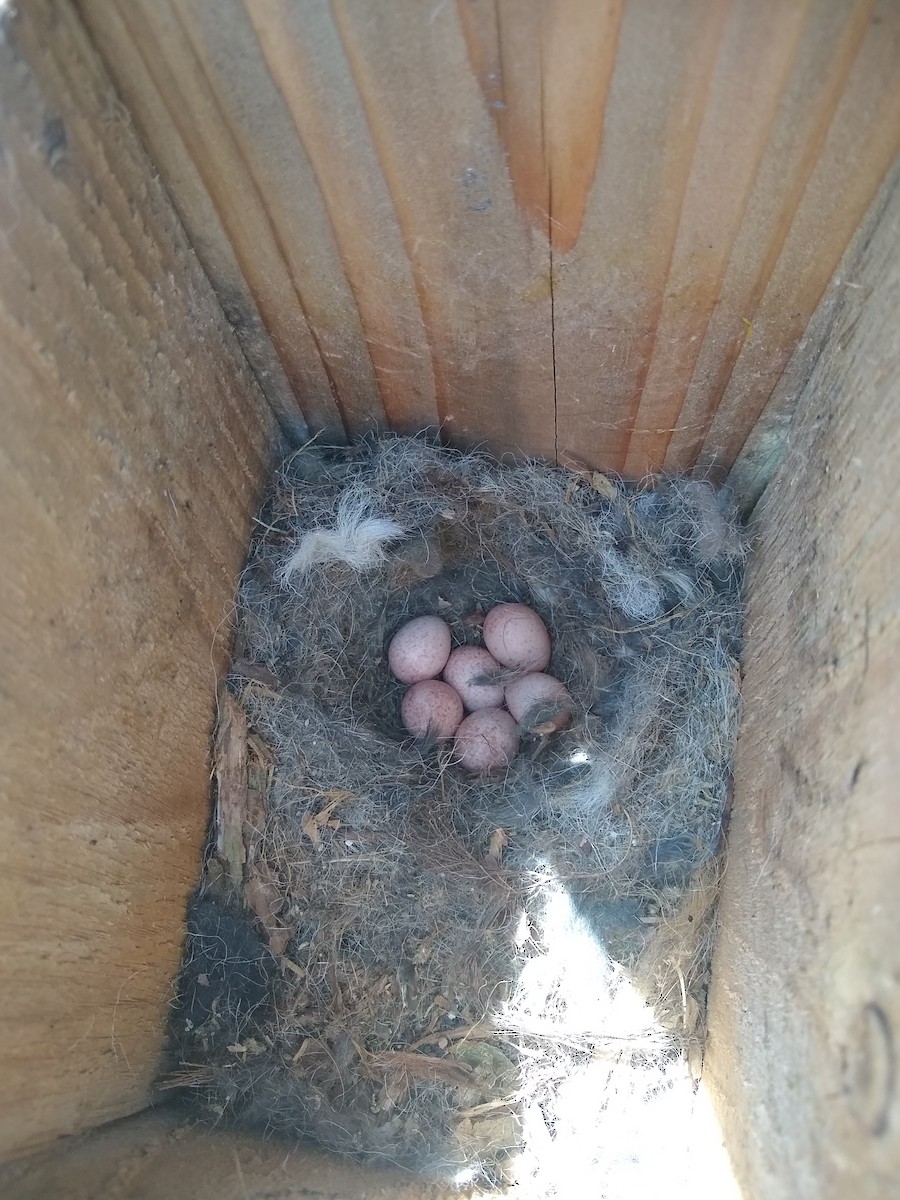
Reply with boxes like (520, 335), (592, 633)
(666, 0), (877, 472)
(234, 0), (440, 437)
(541, 0), (624, 257)
(78, 0), (899, 475)
(85, 0), (555, 457)
(539, 0), (899, 477)
(726, 158), (899, 513)
(71, 1), (308, 446)
(705, 164), (900, 1199)
(698, 0), (900, 478)
(620, 0), (813, 476)
(460, 0), (623, 254)
(77, 0), (343, 439)
(167, 0), (387, 438)
(324, 0), (556, 457)
(552, 0), (726, 471)
(0, 1109), (460, 1200)
(0, 0), (276, 1160)
(457, 0), (547, 234)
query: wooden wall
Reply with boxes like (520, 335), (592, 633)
(0, 1109), (462, 1200)
(2, 0), (899, 1184)
(706, 163), (900, 1197)
(0, 0), (277, 1161)
(76, 0), (900, 476)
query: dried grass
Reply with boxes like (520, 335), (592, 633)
(168, 436), (745, 1192)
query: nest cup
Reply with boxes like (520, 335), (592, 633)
(170, 436), (746, 1186)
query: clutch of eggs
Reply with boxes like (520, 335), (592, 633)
(388, 603), (571, 771)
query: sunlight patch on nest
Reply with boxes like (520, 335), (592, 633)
(500, 875), (740, 1198)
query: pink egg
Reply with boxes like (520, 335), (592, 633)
(401, 680), (464, 740)
(483, 603), (551, 671)
(505, 673), (573, 732)
(454, 708), (520, 772)
(388, 616), (452, 684)
(443, 646), (504, 712)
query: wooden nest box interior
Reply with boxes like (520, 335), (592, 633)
(0, 3), (897, 1197)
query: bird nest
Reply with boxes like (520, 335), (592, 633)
(168, 436), (745, 1192)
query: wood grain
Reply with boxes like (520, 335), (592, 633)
(550, 0), (727, 470)
(0, 0), (276, 1161)
(238, 0), (443, 439)
(75, 0), (899, 481)
(698, 0), (900, 478)
(706, 166), (900, 1198)
(78, 0), (344, 440)
(0, 1108), (465, 1200)
(619, 0), (812, 474)
(459, 0), (623, 254)
(325, 0), (556, 457)
(726, 158), (899, 513)
(668, 0), (877, 471)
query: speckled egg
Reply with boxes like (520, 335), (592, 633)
(388, 616), (452, 684)
(505, 672), (572, 731)
(454, 708), (520, 772)
(482, 603), (551, 671)
(442, 646), (504, 712)
(400, 679), (464, 740)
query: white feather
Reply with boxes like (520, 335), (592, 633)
(278, 491), (405, 585)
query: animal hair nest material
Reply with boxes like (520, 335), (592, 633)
(169, 436), (746, 1191)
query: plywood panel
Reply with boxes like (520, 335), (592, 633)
(0, 0), (277, 1161)
(76, 0), (899, 480)
(705, 167), (900, 1197)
